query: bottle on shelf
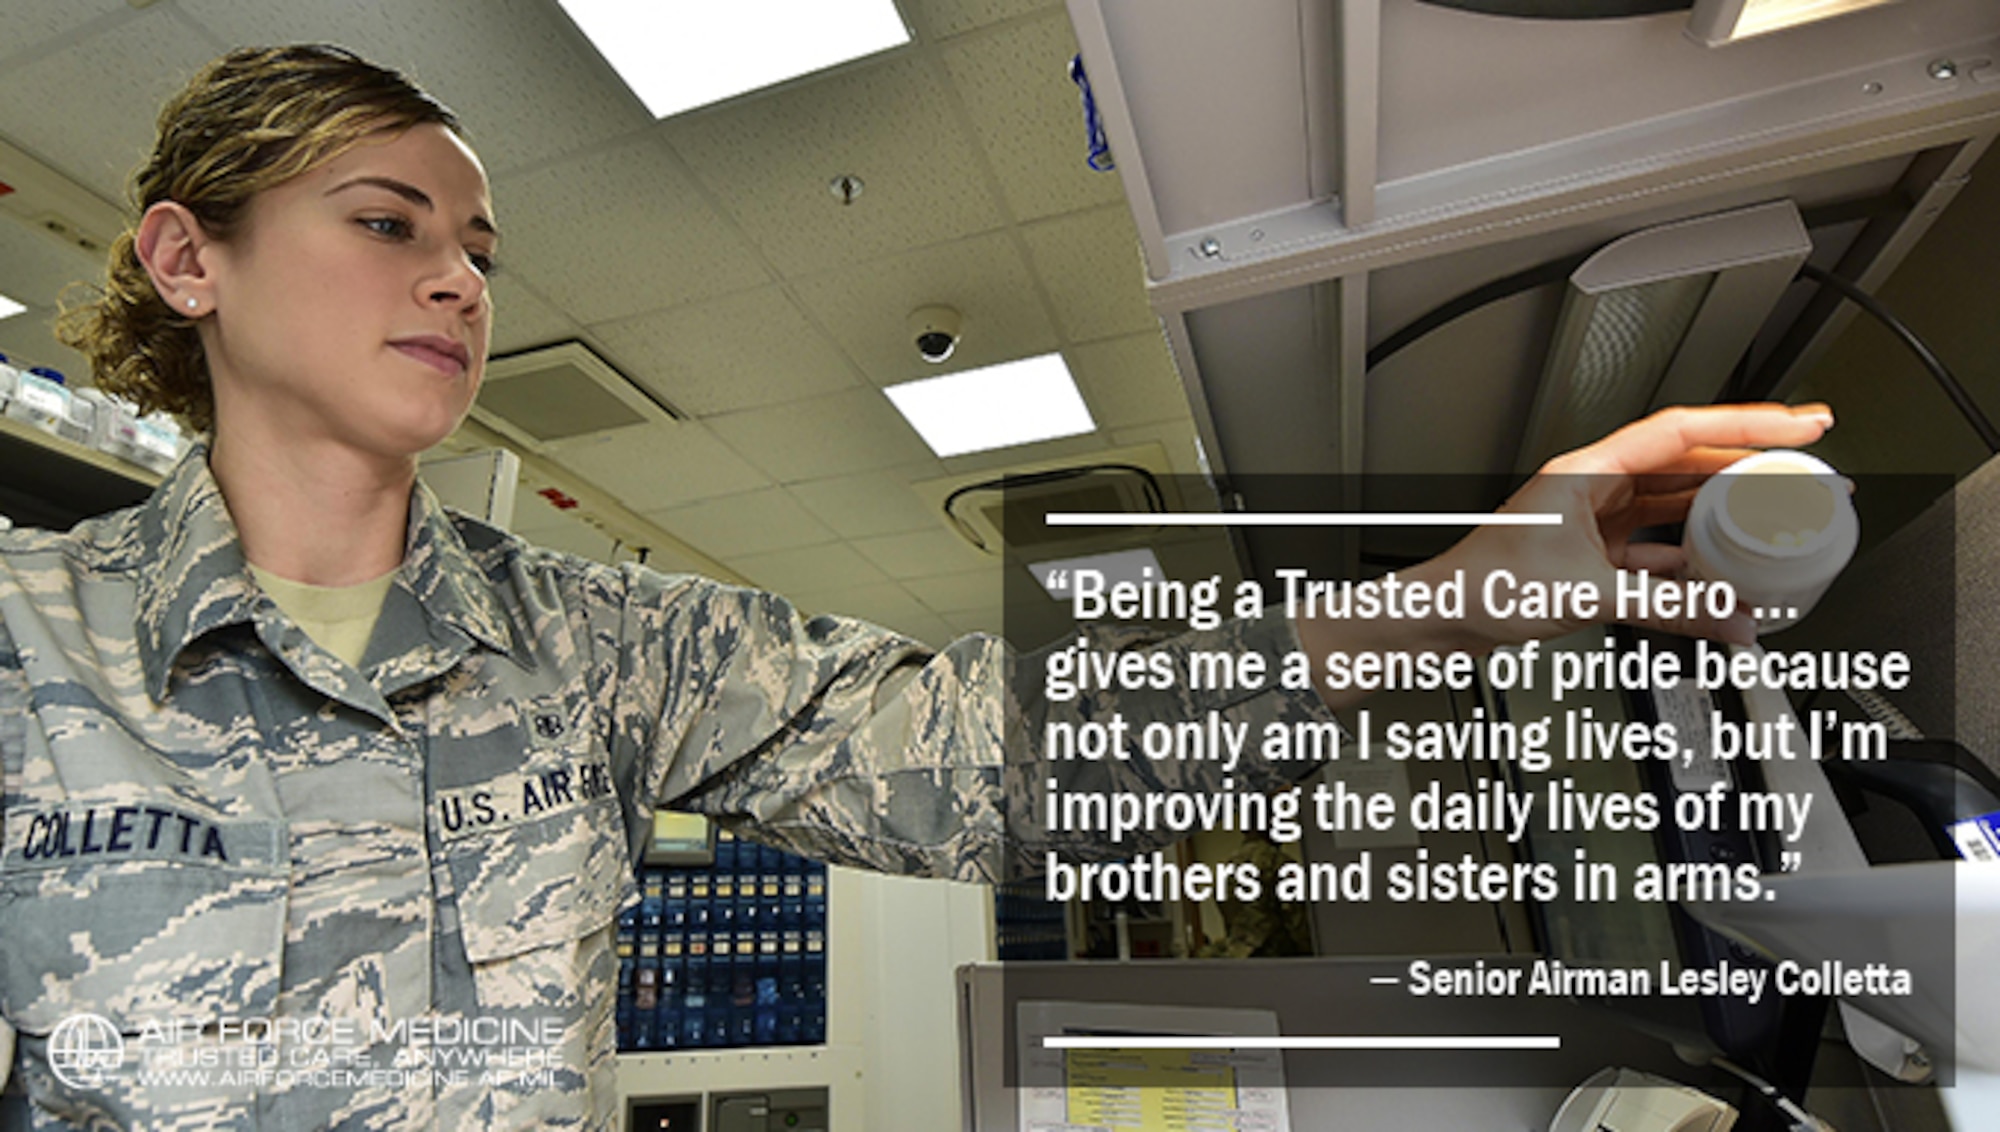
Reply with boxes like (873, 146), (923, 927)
(5, 366), (72, 438)
(0, 353), (20, 410)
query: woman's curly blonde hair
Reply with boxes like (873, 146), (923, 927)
(55, 45), (460, 433)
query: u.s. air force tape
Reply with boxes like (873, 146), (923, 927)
(433, 757), (615, 841)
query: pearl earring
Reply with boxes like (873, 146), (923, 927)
(186, 297), (198, 310)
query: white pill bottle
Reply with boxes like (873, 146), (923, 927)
(1682, 449), (1858, 634)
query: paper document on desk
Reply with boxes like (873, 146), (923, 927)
(1018, 1002), (1291, 1132)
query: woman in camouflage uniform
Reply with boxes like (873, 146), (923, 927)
(0, 44), (1833, 1130)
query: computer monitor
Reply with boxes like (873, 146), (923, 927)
(644, 810), (716, 867)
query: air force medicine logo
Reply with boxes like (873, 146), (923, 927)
(48, 1012), (125, 1088)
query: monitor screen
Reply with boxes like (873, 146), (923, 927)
(645, 810), (715, 866)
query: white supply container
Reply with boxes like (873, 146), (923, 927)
(130, 413), (186, 474)
(55, 377), (95, 446)
(74, 388), (115, 452)
(85, 390), (185, 474)
(1682, 449), (1858, 634)
(4, 368), (71, 438)
(95, 394), (142, 459)
(0, 354), (19, 411)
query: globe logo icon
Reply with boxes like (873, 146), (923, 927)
(48, 1013), (124, 1089)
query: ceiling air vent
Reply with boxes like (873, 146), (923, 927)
(915, 442), (1186, 557)
(471, 339), (681, 449)
(970, 475), (1153, 551)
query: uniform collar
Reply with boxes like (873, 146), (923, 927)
(134, 447), (516, 702)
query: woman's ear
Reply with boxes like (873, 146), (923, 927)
(134, 201), (215, 317)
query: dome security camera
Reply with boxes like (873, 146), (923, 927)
(909, 305), (962, 364)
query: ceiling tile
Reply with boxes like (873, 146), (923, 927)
(1019, 205), (1156, 342)
(905, 0), (1064, 40)
(177, 0), (648, 175)
(789, 232), (1058, 386)
(0, 216), (102, 321)
(728, 542), (887, 599)
(512, 508), (619, 562)
(704, 388), (935, 482)
(1066, 331), (1191, 431)
(939, 11), (1127, 223)
(850, 527), (994, 579)
(488, 275), (581, 356)
(510, 505), (721, 577)
(664, 55), (1006, 277)
(0, 204), (125, 384)
(636, 544), (727, 578)
(0, 4), (133, 67)
(492, 136), (769, 323)
(788, 581), (956, 648)
(0, 13), (221, 201)
(905, 572), (1005, 615)
(942, 607), (1007, 638)
(647, 487), (837, 559)
(1108, 419), (1205, 479)
(891, 613), (958, 650)
(938, 431), (1111, 479)
(544, 422), (772, 513)
(783, 464), (947, 540)
(591, 287), (861, 416)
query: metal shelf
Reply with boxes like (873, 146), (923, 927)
(1065, 0), (2000, 486)
(0, 414), (158, 530)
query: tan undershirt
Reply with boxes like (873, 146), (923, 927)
(248, 563), (398, 669)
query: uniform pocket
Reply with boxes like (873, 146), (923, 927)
(444, 797), (631, 968)
(0, 848), (287, 1127)
(0, 842), (287, 1036)
(438, 799), (630, 1127)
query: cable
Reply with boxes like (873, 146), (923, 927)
(1366, 197), (1910, 378)
(1709, 1055), (1836, 1132)
(1068, 55), (1115, 173)
(1843, 686), (1924, 741)
(1796, 262), (2000, 454)
(1365, 252), (1591, 372)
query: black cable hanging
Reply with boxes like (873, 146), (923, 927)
(1794, 262), (2000, 455)
(1365, 251), (1592, 372)
(1366, 199), (1905, 376)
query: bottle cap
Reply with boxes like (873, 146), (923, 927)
(1710, 449), (1844, 559)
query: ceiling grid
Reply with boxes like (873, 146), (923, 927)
(0, 0), (1197, 646)
(5, 0), (1994, 648)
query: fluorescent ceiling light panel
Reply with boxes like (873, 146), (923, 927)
(886, 354), (1097, 458)
(0, 293), (24, 320)
(1028, 547), (1164, 600)
(558, 0), (910, 119)
(1687, 0), (1898, 46)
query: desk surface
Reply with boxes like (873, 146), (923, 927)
(958, 956), (1736, 1131)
